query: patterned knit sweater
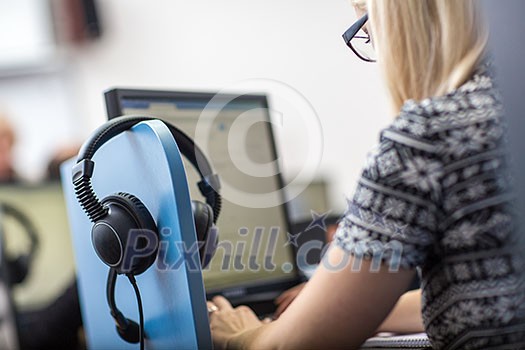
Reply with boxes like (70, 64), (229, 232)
(334, 67), (525, 349)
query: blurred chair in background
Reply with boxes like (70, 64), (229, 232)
(46, 145), (81, 181)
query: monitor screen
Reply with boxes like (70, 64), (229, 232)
(0, 183), (75, 307)
(106, 89), (299, 293)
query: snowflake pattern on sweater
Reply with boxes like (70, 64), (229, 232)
(335, 68), (525, 349)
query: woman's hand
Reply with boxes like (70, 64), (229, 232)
(208, 296), (264, 350)
(274, 282), (306, 318)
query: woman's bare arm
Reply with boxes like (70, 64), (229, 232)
(274, 285), (423, 333)
(377, 289), (424, 333)
(210, 245), (416, 349)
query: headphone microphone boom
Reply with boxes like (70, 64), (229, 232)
(72, 116), (221, 346)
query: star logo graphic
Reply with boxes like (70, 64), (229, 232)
(306, 210), (331, 232)
(285, 231), (300, 247)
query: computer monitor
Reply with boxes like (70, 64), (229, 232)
(105, 89), (302, 306)
(286, 180), (331, 223)
(0, 183), (75, 308)
(0, 182), (77, 349)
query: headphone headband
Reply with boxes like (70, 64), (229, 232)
(72, 116), (221, 223)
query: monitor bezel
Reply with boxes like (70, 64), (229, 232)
(104, 87), (304, 298)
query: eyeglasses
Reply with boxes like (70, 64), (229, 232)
(342, 13), (376, 63)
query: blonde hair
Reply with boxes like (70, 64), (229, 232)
(367, 0), (488, 113)
(351, 0), (367, 11)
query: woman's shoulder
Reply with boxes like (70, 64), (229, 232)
(358, 69), (509, 212)
(399, 63), (498, 116)
(387, 70), (505, 162)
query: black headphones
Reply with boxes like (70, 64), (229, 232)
(72, 116), (221, 346)
(0, 202), (39, 285)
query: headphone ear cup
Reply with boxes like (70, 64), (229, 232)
(6, 255), (29, 285)
(0, 204), (38, 285)
(191, 200), (217, 268)
(92, 192), (159, 275)
(201, 225), (218, 269)
(191, 200), (213, 242)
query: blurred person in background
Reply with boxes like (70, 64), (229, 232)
(46, 144), (81, 181)
(0, 114), (18, 183)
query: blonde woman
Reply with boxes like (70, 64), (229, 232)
(207, 0), (525, 348)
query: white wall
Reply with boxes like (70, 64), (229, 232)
(0, 71), (79, 181)
(0, 0), (391, 211)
